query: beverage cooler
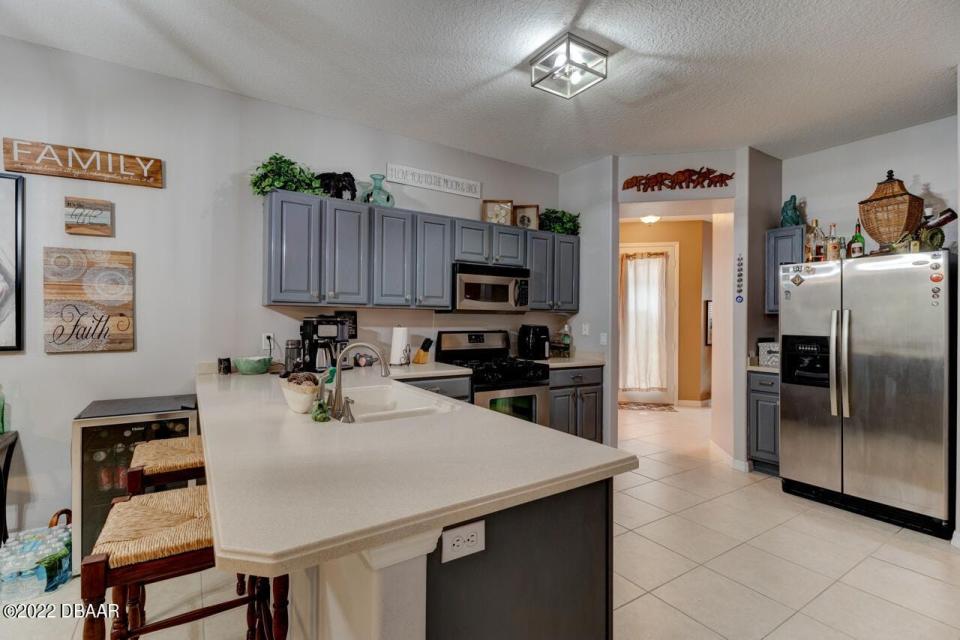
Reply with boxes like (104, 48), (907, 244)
(70, 395), (198, 573)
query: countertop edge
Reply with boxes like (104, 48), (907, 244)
(209, 455), (638, 577)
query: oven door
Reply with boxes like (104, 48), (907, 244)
(473, 386), (550, 426)
(456, 274), (529, 312)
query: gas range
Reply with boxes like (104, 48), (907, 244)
(436, 330), (551, 426)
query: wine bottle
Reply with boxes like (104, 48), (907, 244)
(848, 220), (865, 258)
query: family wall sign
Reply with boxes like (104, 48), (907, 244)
(3, 137), (164, 188)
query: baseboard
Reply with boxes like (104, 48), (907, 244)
(708, 441), (750, 472)
(678, 399), (711, 407)
(953, 530), (960, 549)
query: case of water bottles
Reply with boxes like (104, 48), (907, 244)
(0, 523), (72, 602)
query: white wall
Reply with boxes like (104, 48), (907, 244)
(783, 116), (958, 253)
(710, 213), (734, 454)
(559, 156), (618, 445)
(0, 36), (559, 530)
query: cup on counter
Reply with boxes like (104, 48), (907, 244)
(217, 358), (232, 375)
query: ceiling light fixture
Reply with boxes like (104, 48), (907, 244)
(640, 215), (661, 224)
(529, 32), (608, 99)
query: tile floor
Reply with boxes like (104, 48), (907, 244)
(613, 406), (960, 640)
(4, 406), (960, 639)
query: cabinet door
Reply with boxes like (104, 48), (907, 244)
(526, 231), (554, 310)
(491, 225), (525, 266)
(372, 208), (414, 306)
(765, 225), (804, 314)
(322, 200), (370, 305)
(554, 234), (580, 311)
(749, 391), (780, 463)
(548, 388), (577, 434)
(415, 214), (453, 308)
(576, 385), (603, 443)
(264, 190), (322, 304)
(454, 219), (491, 263)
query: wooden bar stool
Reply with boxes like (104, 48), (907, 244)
(126, 435), (205, 495)
(81, 485), (289, 640)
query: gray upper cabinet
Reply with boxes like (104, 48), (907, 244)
(765, 225), (804, 314)
(263, 190), (322, 304)
(526, 231), (554, 310)
(491, 225), (525, 266)
(454, 219), (490, 263)
(322, 199), (370, 305)
(554, 234), (580, 312)
(372, 208), (414, 306)
(415, 214), (453, 308)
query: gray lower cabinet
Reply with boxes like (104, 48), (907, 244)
(263, 190), (322, 304)
(323, 199), (370, 305)
(415, 214), (453, 308)
(454, 219), (490, 263)
(765, 225), (804, 314)
(748, 372), (780, 468)
(372, 208), (414, 306)
(526, 231), (554, 310)
(549, 367), (603, 443)
(525, 231), (579, 312)
(491, 224), (525, 266)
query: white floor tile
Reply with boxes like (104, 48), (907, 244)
(614, 594), (723, 640)
(614, 531), (697, 591)
(706, 544), (833, 609)
(750, 524), (874, 580)
(613, 573), (644, 609)
(872, 528), (960, 588)
(766, 613), (855, 640)
(635, 515), (740, 563)
(624, 480), (707, 512)
(677, 497), (789, 541)
(613, 470), (652, 492)
(613, 492), (671, 529)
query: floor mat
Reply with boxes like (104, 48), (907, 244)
(618, 401), (677, 412)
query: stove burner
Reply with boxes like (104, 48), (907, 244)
(451, 356), (549, 387)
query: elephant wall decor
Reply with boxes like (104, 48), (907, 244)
(621, 167), (734, 193)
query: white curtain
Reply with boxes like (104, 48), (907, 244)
(619, 252), (668, 391)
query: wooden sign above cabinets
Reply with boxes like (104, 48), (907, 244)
(3, 138), (163, 188)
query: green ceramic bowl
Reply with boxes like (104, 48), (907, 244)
(233, 356), (272, 375)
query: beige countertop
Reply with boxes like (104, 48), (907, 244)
(536, 353), (606, 369)
(382, 361), (472, 379)
(747, 365), (779, 374)
(196, 370), (636, 577)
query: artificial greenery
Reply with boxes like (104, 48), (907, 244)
(539, 208), (581, 235)
(250, 153), (328, 196)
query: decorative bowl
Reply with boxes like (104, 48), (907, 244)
(278, 376), (321, 413)
(233, 356), (272, 375)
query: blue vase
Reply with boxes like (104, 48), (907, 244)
(359, 174), (394, 207)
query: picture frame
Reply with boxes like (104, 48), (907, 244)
(0, 173), (24, 351)
(64, 196), (115, 237)
(512, 204), (539, 230)
(481, 199), (513, 225)
(704, 300), (713, 346)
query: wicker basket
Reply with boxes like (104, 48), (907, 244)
(858, 170), (923, 245)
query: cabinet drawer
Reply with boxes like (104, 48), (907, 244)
(748, 373), (779, 394)
(401, 376), (471, 400)
(550, 366), (603, 388)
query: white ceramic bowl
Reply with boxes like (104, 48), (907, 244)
(278, 378), (320, 413)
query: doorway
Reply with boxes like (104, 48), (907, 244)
(618, 242), (679, 406)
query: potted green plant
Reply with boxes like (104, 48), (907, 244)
(250, 153), (327, 196)
(539, 208), (581, 235)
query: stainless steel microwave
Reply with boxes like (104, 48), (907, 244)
(452, 263), (530, 312)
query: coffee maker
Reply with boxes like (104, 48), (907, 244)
(518, 324), (550, 360)
(299, 315), (350, 372)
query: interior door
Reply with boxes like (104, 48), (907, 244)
(841, 253), (951, 519)
(779, 260), (842, 492)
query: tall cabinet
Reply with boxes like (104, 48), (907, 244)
(764, 225), (804, 314)
(526, 231), (580, 312)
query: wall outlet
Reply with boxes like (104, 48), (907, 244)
(261, 333), (274, 351)
(599, 332), (608, 346)
(441, 520), (485, 563)
(581, 322), (590, 336)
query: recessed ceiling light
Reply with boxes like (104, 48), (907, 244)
(640, 215), (661, 224)
(529, 32), (608, 99)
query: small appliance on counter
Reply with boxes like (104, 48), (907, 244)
(518, 324), (550, 360)
(298, 315), (350, 372)
(757, 339), (780, 368)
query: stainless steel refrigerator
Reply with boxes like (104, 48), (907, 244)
(778, 251), (955, 537)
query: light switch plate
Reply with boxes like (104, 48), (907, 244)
(581, 323), (590, 336)
(599, 332), (608, 346)
(441, 520), (485, 563)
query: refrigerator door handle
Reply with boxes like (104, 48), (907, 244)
(829, 309), (839, 416)
(841, 308), (851, 418)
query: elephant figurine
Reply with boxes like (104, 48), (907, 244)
(623, 176), (640, 191)
(645, 172), (672, 191)
(317, 172), (357, 200)
(690, 167), (715, 189)
(780, 195), (803, 227)
(670, 168), (698, 189)
(708, 172), (735, 188)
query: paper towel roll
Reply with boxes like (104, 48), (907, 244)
(389, 326), (410, 365)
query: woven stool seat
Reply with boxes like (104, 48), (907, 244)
(93, 486), (211, 568)
(130, 436), (204, 475)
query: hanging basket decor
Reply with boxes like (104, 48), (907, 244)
(858, 170), (924, 246)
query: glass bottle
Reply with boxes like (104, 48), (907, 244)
(807, 219), (826, 262)
(847, 220), (865, 258)
(358, 173), (395, 207)
(825, 223), (841, 261)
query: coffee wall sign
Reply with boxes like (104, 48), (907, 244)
(3, 138), (163, 188)
(64, 197), (114, 237)
(43, 248), (135, 353)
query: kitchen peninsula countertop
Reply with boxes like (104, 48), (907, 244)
(536, 354), (607, 369)
(195, 370), (636, 577)
(382, 361), (471, 379)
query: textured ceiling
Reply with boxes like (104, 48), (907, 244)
(0, 0), (958, 173)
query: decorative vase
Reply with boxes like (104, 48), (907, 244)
(359, 173), (394, 207)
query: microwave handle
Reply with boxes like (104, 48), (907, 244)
(514, 279), (523, 306)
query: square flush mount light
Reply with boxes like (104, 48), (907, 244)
(530, 32), (608, 99)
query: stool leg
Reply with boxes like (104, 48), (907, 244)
(246, 575), (257, 640)
(110, 586), (128, 640)
(126, 584), (142, 640)
(256, 577), (272, 640)
(138, 584), (146, 623)
(272, 575), (289, 640)
(81, 555), (108, 640)
(237, 573), (246, 596)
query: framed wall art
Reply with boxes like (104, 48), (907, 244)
(512, 204), (539, 229)
(43, 248), (135, 353)
(0, 173), (24, 351)
(704, 300), (713, 346)
(64, 196), (114, 237)
(481, 199), (513, 225)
